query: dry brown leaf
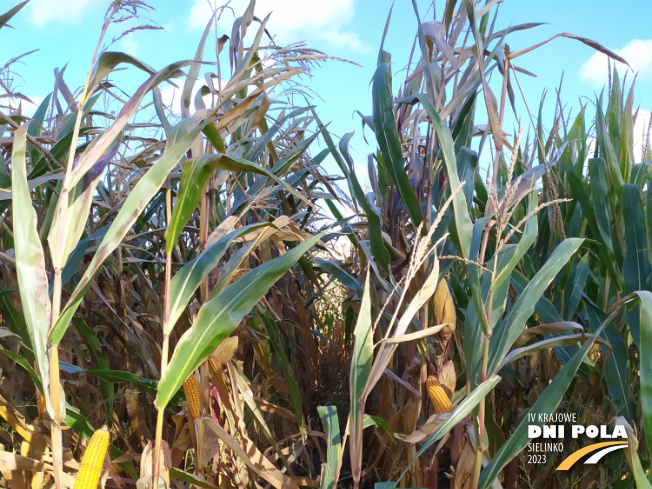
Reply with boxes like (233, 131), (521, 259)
(0, 394), (41, 445)
(395, 413), (450, 444)
(439, 361), (457, 399)
(402, 398), (420, 434)
(125, 388), (151, 446)
(514, 321), (584, 347)
(201, 418), (301, 489)
(211, 336), (239, 365)
(254, 397), (295, 422)
(140, 441), (171, 487)
(452, 437), (475, 489)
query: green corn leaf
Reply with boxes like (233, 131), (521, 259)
(463, 217), (492, 382)
(0, 290), (34, 361)
(623, 184), (652, 348)
(350, 273), (373, 487)
(393, 374), (502, 488)
(59, 362), (183, 404)
(402, 93), (474, 259)
(27, 94), (52, 164)
(155, 233), (322, 409)
(647, 175), (652, 267)
(318, 406), (342, 489)
(314, 258), (363, 297)
(229, 132), (318, 214)
(170, 469), (219, 489)
(584, 303), (635, 419)
(166, 153), (309, 255)
(72, 318), (113, 418)
(11, 124), (51, 408)
(338, 132), (390, 272)
(595, 96), (623, 196)
(87, 52), (156, 97)
(479, 310), (614, 489)
(566, 253), (590, 319)
(0, 347), (43, 394)
(372, 64), (424, 229)
(166, 222), (274, 333)
(48, 131), (122, 270)
(637, 291), (652, 462)
(488, 238), (584, 376)
(588, 158), (615, 252)
(67, 60), (190, 189)
(258, 309), (305, 430)
(50, 116), (207, 345)
(566, 170), (601, 243)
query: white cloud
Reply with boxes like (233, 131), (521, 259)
(121, 36), (140, 57)
(158, 83), (180, 113)
(27, 0), (95, 27)
(582, 109), (651, 165)
(158, 81), (212, 115)
(580, 39), (652, 88)
(3, 95), (45, 118)
(187, 0), (368, 52)
(164, 21), (178, 33)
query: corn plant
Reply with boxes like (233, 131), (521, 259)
(2, 0), (652, 488)
(2, 0), (338, 486)
(313, 1), (649, 488)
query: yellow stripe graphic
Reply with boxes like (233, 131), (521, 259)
(557, 441), (628, 470)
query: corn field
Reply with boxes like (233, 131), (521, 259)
(1, 0), (652, 488)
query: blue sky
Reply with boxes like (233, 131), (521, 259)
(5, 0), (652, 183)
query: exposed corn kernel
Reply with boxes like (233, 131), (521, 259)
(74, 426), (109, 489)
(183, 374), (201, 420)
(426, 376), (453, 414)
(434, 279), (456, 341)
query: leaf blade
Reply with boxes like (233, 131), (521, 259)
(155, 234), (322, 409)
(11, 124), (51, 407)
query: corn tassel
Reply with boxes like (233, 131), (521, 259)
(74, 426), (109, 489)
(183, 374), (200, 420)
(426, 376), (453, 414)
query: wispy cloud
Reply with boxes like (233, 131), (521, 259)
(187, 0), (369, 52)
(158, 81), (212, 115)
(580, 39), (652, 88)
(3, 94), (45, 118)
(120, 36), (140, 57)
(27, 0), (96, 28)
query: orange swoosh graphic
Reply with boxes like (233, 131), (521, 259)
(557, 441), (628, 470)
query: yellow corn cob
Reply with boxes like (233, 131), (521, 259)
(183, 374), (201, 420)
(434, 279), (456, 342)
(74, 426), (109, 489)
(588, 343), (602, 365)
(426, 376), (453, 414)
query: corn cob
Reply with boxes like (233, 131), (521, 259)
(426, 376), (453, 414)
(74, 426), (109, 489)
(588, 343), (602, 365)
(434, 279), (456, 342)
(183, 374), (201, 420)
